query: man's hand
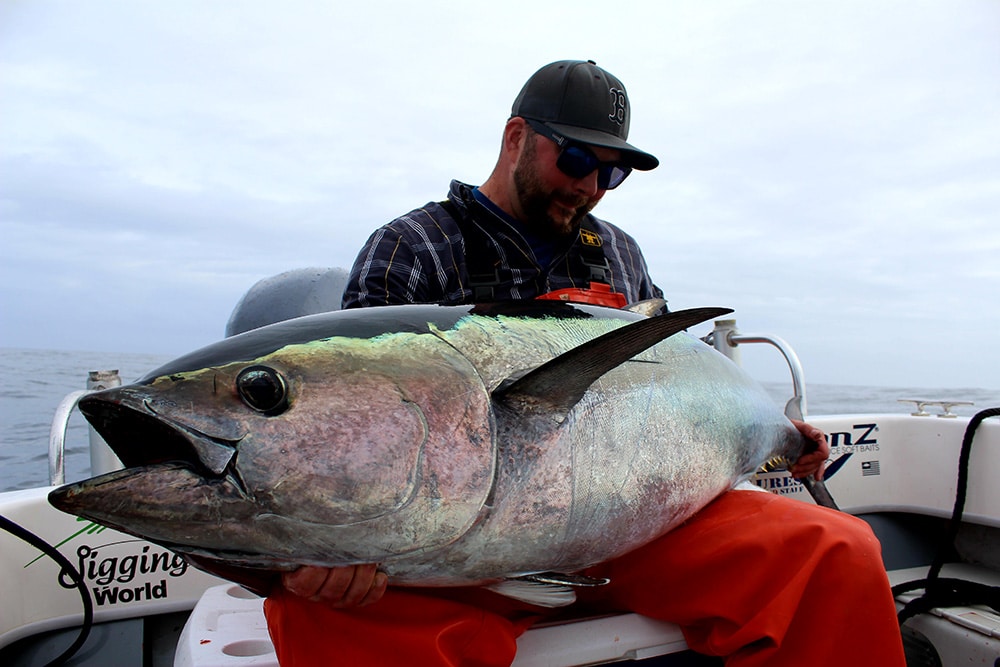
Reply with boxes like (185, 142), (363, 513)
(788, 419), (830, 481)
(281, 564), (388, 609)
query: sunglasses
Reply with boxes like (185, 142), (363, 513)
(526, 119), (632, 190)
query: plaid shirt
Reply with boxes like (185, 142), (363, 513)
(342, 180), (664, 309)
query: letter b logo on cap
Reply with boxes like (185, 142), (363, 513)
(609, 88), (628, 126)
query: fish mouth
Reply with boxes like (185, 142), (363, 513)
(47, 462), (269, 561)
(78, 392), (245, 479)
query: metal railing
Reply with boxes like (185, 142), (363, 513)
(48, 370), (123, 486)
(703, 319), (808, 421)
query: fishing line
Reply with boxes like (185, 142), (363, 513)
(893, 407), (1000, 624)
(0, 513), (94, 667)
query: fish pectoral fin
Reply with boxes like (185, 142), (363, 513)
(486, 579), (576, 607)
(485, 572), (610, 608)
(493, 307), (733, 417)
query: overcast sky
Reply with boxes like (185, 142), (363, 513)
(2, 0), (998, 392)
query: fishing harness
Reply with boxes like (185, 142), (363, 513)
(441, 198), (627, 308)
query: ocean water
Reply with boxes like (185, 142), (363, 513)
(1, 346), (998, 493)
(0, 348), (174, 492)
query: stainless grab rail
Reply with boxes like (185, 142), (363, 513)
(48, 370), (122, 486)
(704, 319), (808, 420)
(48, 390), (92, 486)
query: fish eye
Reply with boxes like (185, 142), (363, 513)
(236, 365), (288, 415)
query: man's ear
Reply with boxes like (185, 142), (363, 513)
(503, 117), (530, 158)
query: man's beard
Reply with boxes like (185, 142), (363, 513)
(513, 139), (595, 238)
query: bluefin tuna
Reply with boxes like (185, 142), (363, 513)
(49, 302), (817, 604)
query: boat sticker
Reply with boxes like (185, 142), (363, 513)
(751, 424), (878, 497)
(751, 474), (806, 496)
(25, 516), (190, 607)
(828, 423), (880, 452)
(821, 454), (852, 479)
(67, 542), (189, 606)
(24, 516), (108, 567)
(861, 460), (881, 476)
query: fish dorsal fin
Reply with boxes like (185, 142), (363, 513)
(493, 307), (732, 418)
(486, 572), (610, 608)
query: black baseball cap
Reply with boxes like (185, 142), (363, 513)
(511, 60), (659, 171)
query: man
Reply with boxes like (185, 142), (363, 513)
(340, 59), (661, 310)
(264, 60), (906, 666)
